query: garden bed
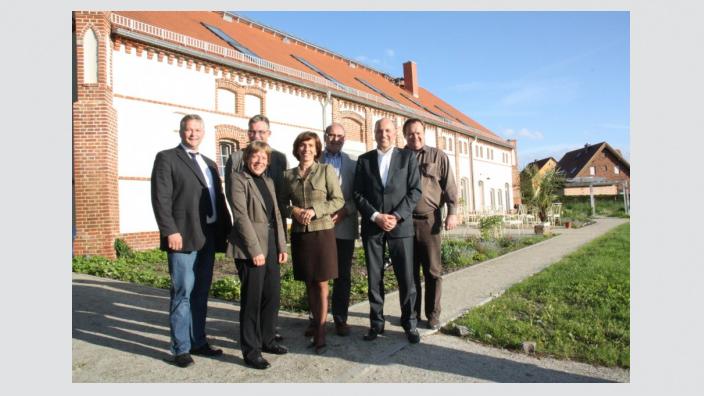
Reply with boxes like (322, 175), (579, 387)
(73, 233), (553, 313)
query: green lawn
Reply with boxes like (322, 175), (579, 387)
(450, 223), (630, 368)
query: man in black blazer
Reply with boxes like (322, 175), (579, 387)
(151, 114), (232, 368)
(224, 114), (288, 220)
(353, 117), (422, 343)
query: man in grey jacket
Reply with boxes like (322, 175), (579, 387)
(321, 123), (359, 336)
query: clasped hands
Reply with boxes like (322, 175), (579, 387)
(252, 252), (288, 266)
(374, 213), (398, 232)
(293, 207), (316, 225)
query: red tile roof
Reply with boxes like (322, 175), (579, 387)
(112, 11), (506, 145)
(557, 142), (630, 178)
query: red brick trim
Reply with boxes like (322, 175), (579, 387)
(119, 231), (161, 251)
(338, 110), (365, 143)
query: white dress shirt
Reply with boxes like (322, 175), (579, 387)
(371, 147), (395, 222)
(181, 144), (217, 224)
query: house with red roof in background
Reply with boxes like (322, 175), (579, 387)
(557, 142), (630, 197)
(73, 11), (521, 258)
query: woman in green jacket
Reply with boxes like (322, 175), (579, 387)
(282, 131), (344, 354)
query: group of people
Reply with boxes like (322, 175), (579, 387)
(151, 113), (457, 370)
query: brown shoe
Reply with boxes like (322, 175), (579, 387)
(335, 322), (351, 337)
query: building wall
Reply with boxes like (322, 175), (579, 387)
(576, 147), (630, 184)
(471, 141), (515, 213)
(72, 12), (519, 255)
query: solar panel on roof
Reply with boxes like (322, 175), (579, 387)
(355, 78), (412, 112)
(291, 54), (345, 88)
(202, 23), (259, 59)
(434, 105), (469, 126)
(355, 77), (396, 102)
(399, 93), (445, 118)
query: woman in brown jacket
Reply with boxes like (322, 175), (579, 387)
(282, 131), (344, 354)
(228, 141), (288, 370)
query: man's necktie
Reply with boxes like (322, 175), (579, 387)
(189, 152), (214, 217)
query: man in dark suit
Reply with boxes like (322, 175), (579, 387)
(321, 123), (358, 337)
(353, 117), (422, 343)
(225, 114), (288, 220)
(151, 114), (232, 368)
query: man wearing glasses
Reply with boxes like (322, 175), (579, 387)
(225, 115), (288, 219)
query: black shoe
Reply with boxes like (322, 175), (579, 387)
(363, 327), (384, 341)
(428, 318), (440, 330)
(190, 343), (223, 356)
(262, 344), (288, 355)
(174, 353), (194, 368)
(244, 355), (271, 370)
(315, 344), (327, 354)
(274, 332), (284, 342)
(335, 322), (351, 337)
(406, 328), (421, 344)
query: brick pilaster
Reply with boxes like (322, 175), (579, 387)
(73, 11), (119, 258)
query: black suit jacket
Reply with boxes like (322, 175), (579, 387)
(151, 146), (232, 252)
(353, 147), (421, 238)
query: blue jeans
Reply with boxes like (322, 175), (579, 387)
(167, 226), (216, 356)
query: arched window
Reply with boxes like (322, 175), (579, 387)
(244, 94), (262, 118)
(505, 183), (511, 211)
(460, 177), (470, 211)
(497, 189), (503, 212)
(83, 28), (98, 84)
(218, 140), (238, 177)
(490, 188), (496, 210)
(217, 88), (236, 113)
(478, 181), (485, 212)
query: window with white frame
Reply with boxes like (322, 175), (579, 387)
(589, 166), (595, 176)
(218, 140), (238, 177)
(490, 188), (496, 210)
(615, 165), (620, 174)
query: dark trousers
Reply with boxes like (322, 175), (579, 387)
(235, 231), (280, 361)
(413, 211), (443, 322)
(362, 233), (417, 332)
(332, 238), (355, 325)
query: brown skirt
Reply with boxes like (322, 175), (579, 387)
(291, 228), (338, 282)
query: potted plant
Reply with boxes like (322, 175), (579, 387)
(520, 165), (566, 234)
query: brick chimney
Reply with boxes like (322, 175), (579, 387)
(403, 61), (419, 98)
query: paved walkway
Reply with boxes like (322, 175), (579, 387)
(72, 218), (629, 382)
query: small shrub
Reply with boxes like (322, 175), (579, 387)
(498, 235), (516, 249)
(211, 276), (240, 301)
(114, 238), (134, 258)
(441, 240), (476, 270)
(479, 215), (504, 240)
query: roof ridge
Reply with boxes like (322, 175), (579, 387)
(224, 11), (396, 81)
